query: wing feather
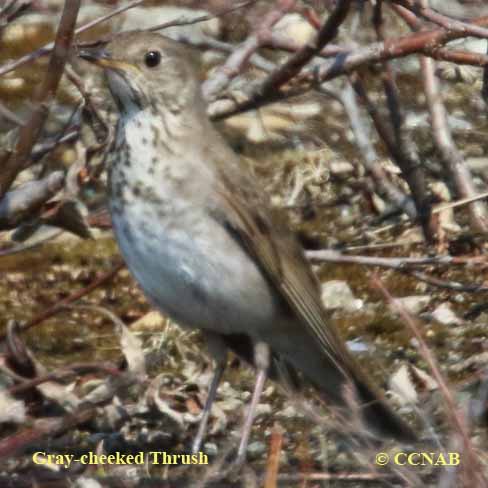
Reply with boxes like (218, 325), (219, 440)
(210, 167), (357, 379)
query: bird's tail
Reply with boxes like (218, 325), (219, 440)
(351, 374), (417, 442)
(277, 332), (417, 443)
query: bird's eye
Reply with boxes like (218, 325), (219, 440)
(144, 50), (161, 68)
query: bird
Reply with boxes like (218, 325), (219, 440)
(78, 31), (416, 460)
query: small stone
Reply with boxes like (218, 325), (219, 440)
(436, 63), (478, 84)
(390, 295), (431, 316)
(0, 390), (26, 424)
(255, 403), (272, 417)
(320, 280), (363, 312)
(73, 477), (104, 488)
(276, 405), (300, 419)
(346, 339), (369, 353)
(246, 441), (266, 459)
(466, 157), (488, 174)
(274, 14), (315, 47)
(1, 23), (26, 45)
(330, 161), (355, 176)
(0, 78), (26, 93)
(389, 365), (418, 406)
(453, 294), (465, 304)
(130, 311), (165, 332)
(431, 303), (462, 326)
(203, 442), (218, 456)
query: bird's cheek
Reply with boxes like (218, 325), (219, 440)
(106, 71), (140, 113)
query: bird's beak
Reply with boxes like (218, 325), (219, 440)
(78, 45), (135, 73)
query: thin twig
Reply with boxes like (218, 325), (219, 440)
(0, 0), (80, 198)
(8, 362), (122, 395)
(421, 44), (488, 232)
(264, 425), (283, 488)
(0, 172), (64, 229)
(306, 250), (486, 268)
(278, 472), (395, 482)
(373, 276), (488, 486)
(392, 0), (488, 39)
(0, 261), (125, 343)
(238, 0), (352, 107)
(0, 0), (144, 77)
(202, 0), (296, 100)
(308, 249), (488, 292)
(210, 16), (488, 119)
(148, 0), (258, 33)
(337, 80), (416, 219)
(0, 101), (25, 126)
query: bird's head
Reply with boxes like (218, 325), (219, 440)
(78, 31), (202, 116)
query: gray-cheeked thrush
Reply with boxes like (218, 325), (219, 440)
(79, 31), (417, 460)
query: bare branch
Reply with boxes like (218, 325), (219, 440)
(256, 0), (352, 95)
(374, 276), (488, 486)
(337, 81), (417, 219)
(0, 172), (64, 229)
(0, 0), (144, 78)
(0, 0), (80, 198)
(202, 0), (296, 100)
(306, 249), (486, 269)
(210, 16), (488, 119)
(422, 55), (488, 232)
(392, 0), (488, 39)
(0, 101), (25, 126)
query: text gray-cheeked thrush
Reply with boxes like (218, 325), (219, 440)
(79, 31), (416, 459)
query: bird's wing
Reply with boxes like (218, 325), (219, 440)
(207, 153), (418, 443)
(209, 158), (357, 378)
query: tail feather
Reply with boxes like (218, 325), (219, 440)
(273, 330), (417, 442)
(222, 329), (417, 443)
(354, 377), (417, 442)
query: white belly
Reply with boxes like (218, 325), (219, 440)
(111, 200), (280, 335)
(108, 111), (281, 335)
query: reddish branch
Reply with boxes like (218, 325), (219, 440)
(256, 0), (351, 95)
(0, 261), (124, 344)
(391, 1), (488, 233)
(374, 276), (488, 487)
(315, 18), (488, 81)
(211, 0), (352, 112)
(401, 3), (488, 233)
(202, 0), (295, 100)
(392, 0), (488, 39)
(390, 4), (488, 67)
(8, 363), (122, 395)
(264, 426), (283, 488)
(211, 16), (488, 120)
(0, 408), (97, 459)
(0, 1), (80, 199)
(0, 0), (144, 78)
